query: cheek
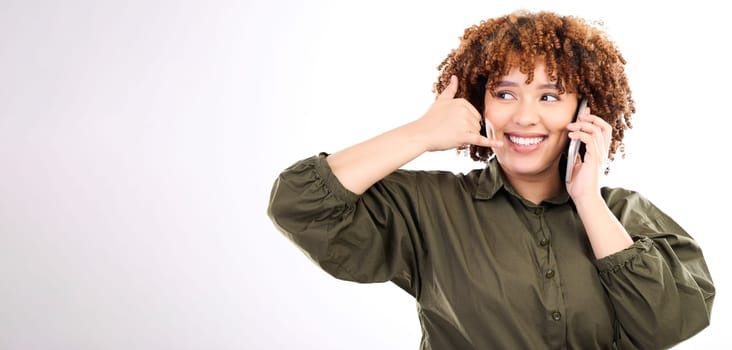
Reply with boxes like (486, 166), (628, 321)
(482, 107), (511, 131)
(546, 109), (576, 132)
(549, 118), (572, 133)
(562, 114), (578, 130)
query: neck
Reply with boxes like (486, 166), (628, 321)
(502, 164), (563, 205)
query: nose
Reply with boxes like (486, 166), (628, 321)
(512, 101), (540, 126)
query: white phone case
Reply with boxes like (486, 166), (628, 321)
(565, 98), (588, 183)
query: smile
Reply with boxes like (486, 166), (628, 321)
(508, 135), (546, 146)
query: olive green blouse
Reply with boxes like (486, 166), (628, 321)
(267, 154), (714, 349)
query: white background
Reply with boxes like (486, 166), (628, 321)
(1, 0), (728, 349)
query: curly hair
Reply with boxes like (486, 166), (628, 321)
(434, 10), (635, 162)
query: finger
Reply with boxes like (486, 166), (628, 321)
(579, 116), (607, 130)
(458, 112), (490, 143)
(572, 112), (604, 133)
(437, 75), (458, 101)
(569, 124), (604, 146)
(592, 115), (613, 145)
(578, 109), (612, 147)
(578, 110), (611, 132)
(568, 121), (601, 135)
(465, 133), (504, 148)
(460, 100), (484, 122)
(568, 130), (604, 163)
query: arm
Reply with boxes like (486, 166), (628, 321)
(575, 195), (633, 259)
(327, 75), (499, 194)
(567, 113), (714, 348)
(267, 154), (423, 295)
(268, 76), (498, 294)
(595, 189), (715, 349)
(566, 107), (633, 259)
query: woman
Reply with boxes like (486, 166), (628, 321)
(267, 10), (714, 349)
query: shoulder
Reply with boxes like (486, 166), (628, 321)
(601, 186), (639, 201)
(600, 186), (661, 217)
(384, 168), (485, 194)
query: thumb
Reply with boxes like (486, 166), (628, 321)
(436, 75), (458, 101)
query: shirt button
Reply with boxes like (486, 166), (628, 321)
(539, 238), (550, 246)
(545, 269), (555, 278)
(533, 208), (544, 215)
(552, 311), (562, 321)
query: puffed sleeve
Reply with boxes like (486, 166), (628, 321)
(267, 153), (424, 296)
(594, 188), (715, 349)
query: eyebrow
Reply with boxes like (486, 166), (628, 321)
(495, 80), (559, 90)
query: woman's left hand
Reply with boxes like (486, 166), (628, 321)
(565, 107), (612, 202)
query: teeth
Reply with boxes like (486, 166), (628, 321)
(509, 135), (544, 145)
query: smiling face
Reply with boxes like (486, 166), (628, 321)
(484, 62), (580, 181)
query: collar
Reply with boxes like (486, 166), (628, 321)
(473, 157), (571, 205)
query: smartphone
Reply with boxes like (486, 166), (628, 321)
(565, 98), (588, 183)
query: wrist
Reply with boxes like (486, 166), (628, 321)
(573, 193), (606, 215)
(403, 119), (436, 152)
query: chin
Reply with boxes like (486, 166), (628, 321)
(500, 157), (558, 177)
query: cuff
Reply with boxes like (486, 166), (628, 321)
(315, 152), (360, 204)
(594, 236), (653, 273)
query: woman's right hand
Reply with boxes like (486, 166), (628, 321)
(327, 75), (502, 195)
(411, 75), (501, 152)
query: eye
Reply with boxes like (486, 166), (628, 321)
(495, 91), (516, 100)
(541, 94), (559, 102)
